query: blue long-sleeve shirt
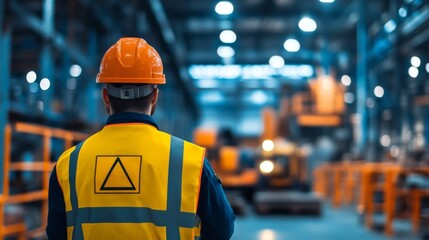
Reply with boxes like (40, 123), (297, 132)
(46, 112), (235, 239)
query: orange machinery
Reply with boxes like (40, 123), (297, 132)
(314, 162), (429, 237)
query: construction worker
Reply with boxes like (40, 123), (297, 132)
(46, 37), (235, 240)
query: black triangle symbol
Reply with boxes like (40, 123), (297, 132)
(100, 157), (136, 191)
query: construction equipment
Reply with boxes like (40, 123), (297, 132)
(253, 137), (322, 215)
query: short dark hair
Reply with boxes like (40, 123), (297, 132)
(107, 84), (154, 113)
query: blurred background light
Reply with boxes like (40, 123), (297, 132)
(250, 90), (268, 104)
(69, 64), (82, 77)
(344, 92), (355, 104)
(383, 19), (396, 33)
(269, 55), (285, 69)
(200, 91), (224, 103)
(299, 17), (317, 32)
(259, 160), (274, 174)
(426, 63), (429, 73)
(215, 1), (234, 15)
(408, 66), (419, 78)
(380, 135), (391, 147)
(390, 145), (400, 157)
(374, 86), (384, 98)
(26, 71), (37, 83)
(217, 46), (235, 58)
(259, 229), (276, 240)
(262, 139), (275, 152)
(40, 78), (51, 91)
(341, 75), (351, 86)
(398, 7), (407, 17)
(219, 30), (237, 43)
(320, 0), (335, 3)
(411, 56), (421, 67)
(283, 39), (300, 52)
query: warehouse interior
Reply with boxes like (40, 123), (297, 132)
(1, 0), (429, 239)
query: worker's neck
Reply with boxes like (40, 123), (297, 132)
(110, 110), (151, 116)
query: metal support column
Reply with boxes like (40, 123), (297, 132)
(356, 0), (368, 157)
(85, 28), (98, 123)
(0, 6), (11, 195)
(40, 0), (55, 114)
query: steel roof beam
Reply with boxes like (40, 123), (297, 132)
(10, 1), (92, 67)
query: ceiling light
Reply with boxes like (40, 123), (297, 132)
(283, 39), (300, 52)
(409, 66), (419, 78)
(26, 71), (37, 83)
(219, 30), (236, 43)
(215, 1), (233, 15)
(259, 160), (274, 174)
(320, 0), (335, 2)
(384, 20), (397, 33)
(411, 56), (421, 67)
(374, 86), (384, 98)
(268, 55), (285, 69)
(380, 135), (391, 147)
(299, 17), (317, 32)
(398, 7), (407, 17)
(341, 75), (351, 86)
(40, 78), (51, 91)
(217, 46), (235, 58)
(251, 90), (268, 104)
(262, 140), (274, 152)
(344, 92), (354, 104)
(201, 91), (224, 103)
(69, 64), (82, 77)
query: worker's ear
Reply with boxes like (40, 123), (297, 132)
(150, 88), (159, 115)
(102, 88), (111, 115)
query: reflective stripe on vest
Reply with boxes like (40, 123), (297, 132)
(66, 136), (200, 240)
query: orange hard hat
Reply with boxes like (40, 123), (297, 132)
(96, 37), (166, 84)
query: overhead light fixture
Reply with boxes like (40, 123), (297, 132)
(259, 160), (274, 174)
(320, 0), (335, 2)
(398, 7), (407, 17)
(40, 78), (51, 91)
(409, 66), (419, 78)
(200, 91), (224, 103)
(26, 71), (37, 83)
(374, 86), (384, 98)
(283, 39), (300, 52)
(217, 46), (235, 58)
(268, 55), (285, 69)
(380, 135), (391, 147)
(344, 92), (354, 104)
(299, 17), (317, 32)
(219, 30), (236, 43)
(215, 1), (233, 15)
(411, 56), (421, 67)
(69, 64), (82, 77)
(262, 140), (274, 152)
(383, 20), (396, 33)
(250, 90), (268, 104)
(341, 75), (351, 86)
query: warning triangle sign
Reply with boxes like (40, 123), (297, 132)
(100, 157), (136, 191)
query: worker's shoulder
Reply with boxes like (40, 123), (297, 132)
(56, 145), (77, 166)
(160, 131), (205, 150)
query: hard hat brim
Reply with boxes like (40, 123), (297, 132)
(96, 74), (166, 84)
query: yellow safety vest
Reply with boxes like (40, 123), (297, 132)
(55, 122), (205, 240)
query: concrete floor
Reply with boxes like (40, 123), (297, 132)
(232, 205), (421, 240)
